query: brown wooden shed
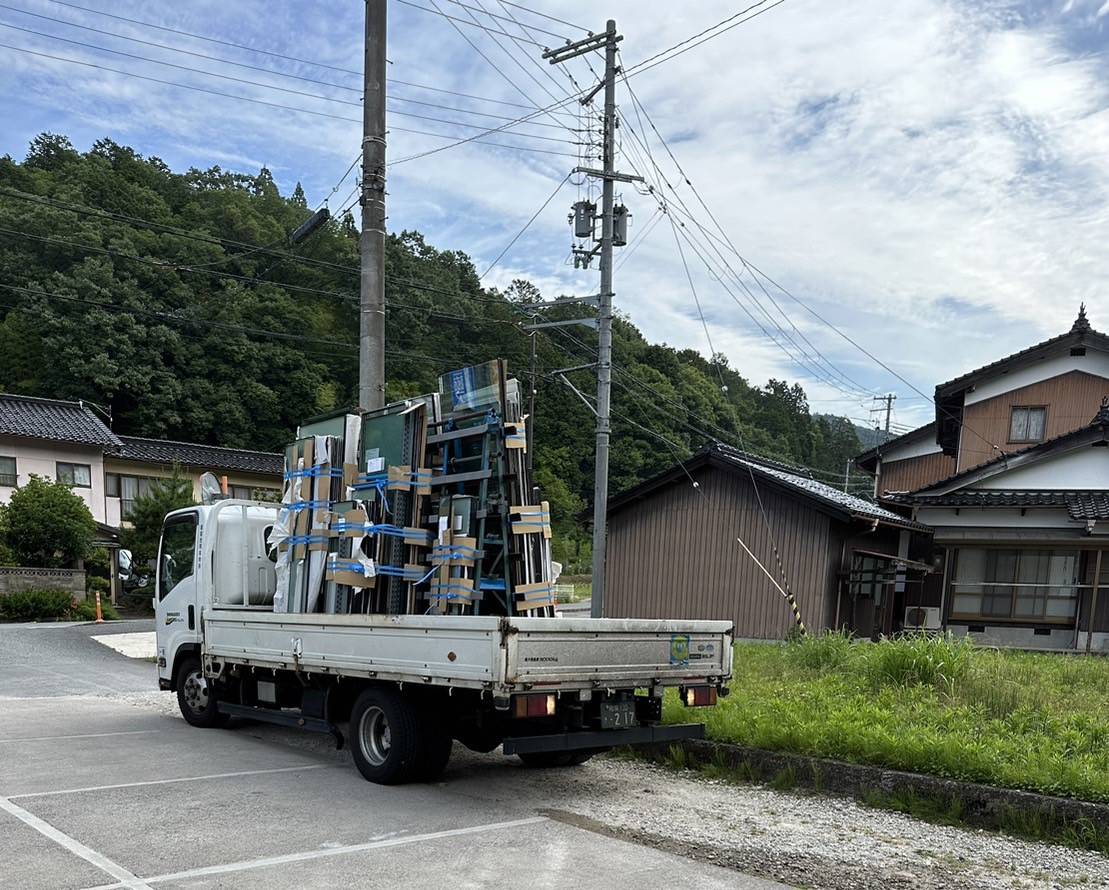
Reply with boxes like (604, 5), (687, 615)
(604, 445), (934, 640)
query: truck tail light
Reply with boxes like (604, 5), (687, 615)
(513, 693), (556, 718)
(681, 686), (717, 708)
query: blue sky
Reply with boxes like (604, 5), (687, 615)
(1, 0), (1108, 432)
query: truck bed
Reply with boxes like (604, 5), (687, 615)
(203, 610), (733, 693)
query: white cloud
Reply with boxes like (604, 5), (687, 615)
(2, 0), (1108, 431)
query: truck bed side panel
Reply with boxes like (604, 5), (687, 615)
(203, 612), (505, 688)
(504, 618), (733, 687)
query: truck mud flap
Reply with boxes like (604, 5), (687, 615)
(502, 722), (705, 755)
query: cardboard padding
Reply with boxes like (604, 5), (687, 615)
(387, 464), (412, 492)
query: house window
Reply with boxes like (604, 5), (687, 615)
(107, 473), (159, 518)
(56, 462), (92, 488)
(0, 456), (15, 487)
(229, 485), (280, 502)
(949, 548), (1080, 623)
(1009, 406), (1046, 443)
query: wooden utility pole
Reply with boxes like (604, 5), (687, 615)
(360, 0), (387, 410)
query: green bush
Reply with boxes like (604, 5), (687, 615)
(789, 630), (855, 671)
(86, 575), (110, 595)
(68, 598), (120, 621)
(0, 588), (73, 621)
(865, 633), (973, 693)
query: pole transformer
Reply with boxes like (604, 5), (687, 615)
(360, 0), (387, 411)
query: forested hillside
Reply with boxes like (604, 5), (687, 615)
(0, 134), (862, 566)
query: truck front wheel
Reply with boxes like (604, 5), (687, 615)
(175, 656), (228, 728)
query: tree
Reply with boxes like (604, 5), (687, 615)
(121, 467), (196, 566)
(3, 476), (96, 567)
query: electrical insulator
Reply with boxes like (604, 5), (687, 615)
(572, 200), (596, 240)
(613, 204), (631, 247)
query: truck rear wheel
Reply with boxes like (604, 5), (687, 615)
(350, 687), (448, 785)
(176, 656), (228, 728)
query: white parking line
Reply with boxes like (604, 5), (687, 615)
(8, 763), (334, 799)
(0, 794), (153, 890)
(81, 817), (550, 888)
(0, 730), (161, 744)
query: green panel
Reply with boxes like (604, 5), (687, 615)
(360, 410), (408, 471)
(299, 414), (349, 441)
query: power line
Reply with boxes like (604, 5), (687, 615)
(418, 0), (578, 141)
(493, 1), (586, 32)
(0, 2), (367, 93)
(396, 0), (547, 47)
(38, 0), (572, 115)
(0, 22), (579, 144)
(441, 0), (570, 42)
(616, 79), (876, 397)
(479, 172), (571, 279)
(624, 0), (788, 79)
(43, 0), (363, 74)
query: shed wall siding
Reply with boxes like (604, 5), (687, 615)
(605, 466), (837, 639)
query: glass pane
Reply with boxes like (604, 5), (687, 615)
(1010, 408), (1029, 440)
(73, 464), (91, 487)
(121, 476), (139, 499)
(159, 515), (197, 600)
(953, 549), (987, 584)
(952, 592), (983, 615)
(0, 455), (15, 486)
(106, 473), (120, 497)
(1027, 408), (1046, 441)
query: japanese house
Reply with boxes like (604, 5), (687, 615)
(855, 307), (1109, 650)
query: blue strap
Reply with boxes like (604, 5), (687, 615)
(284, 466), (343, 480)
(327, 557), (374, 577)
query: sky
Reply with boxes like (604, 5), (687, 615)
(1, 0), (1108, 433)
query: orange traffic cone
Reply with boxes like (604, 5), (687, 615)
(94, 589), (104, 624)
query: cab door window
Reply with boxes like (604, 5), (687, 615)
(159, 514), (198, 600)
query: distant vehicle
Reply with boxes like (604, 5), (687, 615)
(151, 500), (733, 784)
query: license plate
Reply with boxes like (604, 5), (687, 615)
(600, 701), (636, 730)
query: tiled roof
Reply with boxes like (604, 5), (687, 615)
(0, 393), (121, 448)
(117, 436), (283, 476)
(854, 421), (935, 467)
(712, 445), (929, 530)
(935, 307), (1109, 397)
(889, 490), (1109, 521)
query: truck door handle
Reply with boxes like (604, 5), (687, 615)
(188, 605), (195, 630)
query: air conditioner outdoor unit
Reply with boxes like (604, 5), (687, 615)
(904, 606), (942, 630)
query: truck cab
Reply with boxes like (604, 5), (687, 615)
(155, 501), (278, 692)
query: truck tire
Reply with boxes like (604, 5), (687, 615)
(350, 687), (425, 785)
(416, 723), (453, 782)
(176, 656), (229, 728)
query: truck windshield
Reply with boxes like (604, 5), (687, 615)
(159, 514), (197, 601)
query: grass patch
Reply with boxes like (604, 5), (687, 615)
(664, 633), (1109, 804)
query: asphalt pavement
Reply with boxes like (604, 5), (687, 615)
(0, 619), (787, 890)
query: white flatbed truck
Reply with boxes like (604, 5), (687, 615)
(154, 501), (733, 784)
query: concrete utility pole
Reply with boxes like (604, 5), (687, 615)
(872, 393), (896, 434)
(591, 21), (618, 619)
(359, 0), (387, 411)
(545, 21), (635, 619)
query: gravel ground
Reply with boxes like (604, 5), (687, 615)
(95, 690), (1108, 890)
